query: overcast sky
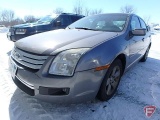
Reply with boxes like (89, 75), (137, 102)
(0, 0), (160, 23)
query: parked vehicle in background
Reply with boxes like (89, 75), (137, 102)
(9, 13), (151, 103)
(0, 25), (5, 29)
(7, 13), (84, 41)
(154, 25), (160, 31)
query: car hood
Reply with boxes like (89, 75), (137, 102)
(13, 22), (50, 28)
(15, 29), (118, 55)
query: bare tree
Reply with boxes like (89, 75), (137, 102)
(84, 7), (90, 16)
(0, 9), (25, 26)
(0, 9), (15, 22)
(120, 5), (136, 14)
(24, 15), (37, 23)
(73, 0), (84, 15)
(11, 18), (24, 25)
(72, 0), (103, 16)
(53, 8), (64, 14)
(90, 9), (103, 15)
(0, 9), (16, 26)
(143, 16), (151, 25)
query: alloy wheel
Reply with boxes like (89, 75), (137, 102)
(105, 66), (121, 95)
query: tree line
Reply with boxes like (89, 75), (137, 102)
(0, 1), (150, 27)
(0, 9), (39, 27)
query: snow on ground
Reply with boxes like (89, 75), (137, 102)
(0, 31), (160, 120)
(0, 27), (9, 33)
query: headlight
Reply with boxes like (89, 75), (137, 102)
(49, 48), (89, 76)
(15, 29), (27, 34)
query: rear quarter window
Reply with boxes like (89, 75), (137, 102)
(71, 16), (82, 22)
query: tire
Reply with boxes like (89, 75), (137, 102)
(97, 59), (123, 101)
(140, 46), (150, 62)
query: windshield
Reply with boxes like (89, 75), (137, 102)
(68, 14), (128, 32)
(36, 14), (58, 24)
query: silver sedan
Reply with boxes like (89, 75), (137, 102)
(9, 13), (151, 103)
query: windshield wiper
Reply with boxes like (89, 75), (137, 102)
(75, 27), (98, 31)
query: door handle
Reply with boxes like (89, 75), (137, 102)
(142, 38), (144, 41)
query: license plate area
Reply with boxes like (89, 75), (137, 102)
(9, 59), (17, 79)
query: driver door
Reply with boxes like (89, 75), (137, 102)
(128, 16), (145, 65)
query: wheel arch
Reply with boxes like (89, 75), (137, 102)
(114, 53), (126, 75)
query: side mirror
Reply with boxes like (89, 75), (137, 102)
(55, 21), (61, 26)
(131, 29), (146, 36)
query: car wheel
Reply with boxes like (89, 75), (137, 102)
(140, 46), (150, 62)
(97, 59), (123, 101)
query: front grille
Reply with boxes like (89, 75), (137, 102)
(11, 47), (48, 69)
(9, 28), (15, 35)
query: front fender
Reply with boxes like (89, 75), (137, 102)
(75, 36), (128, 72)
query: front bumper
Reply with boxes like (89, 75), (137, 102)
(9, 57), (106, 103)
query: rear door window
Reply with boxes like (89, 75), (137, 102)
(71, 16), (82, 22)
(56, 15), (72, 26)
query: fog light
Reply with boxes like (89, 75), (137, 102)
(39, 87), (70, 95)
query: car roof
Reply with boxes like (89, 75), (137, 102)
(60, 13), (85, 17)
(94, 13), (132, 16)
